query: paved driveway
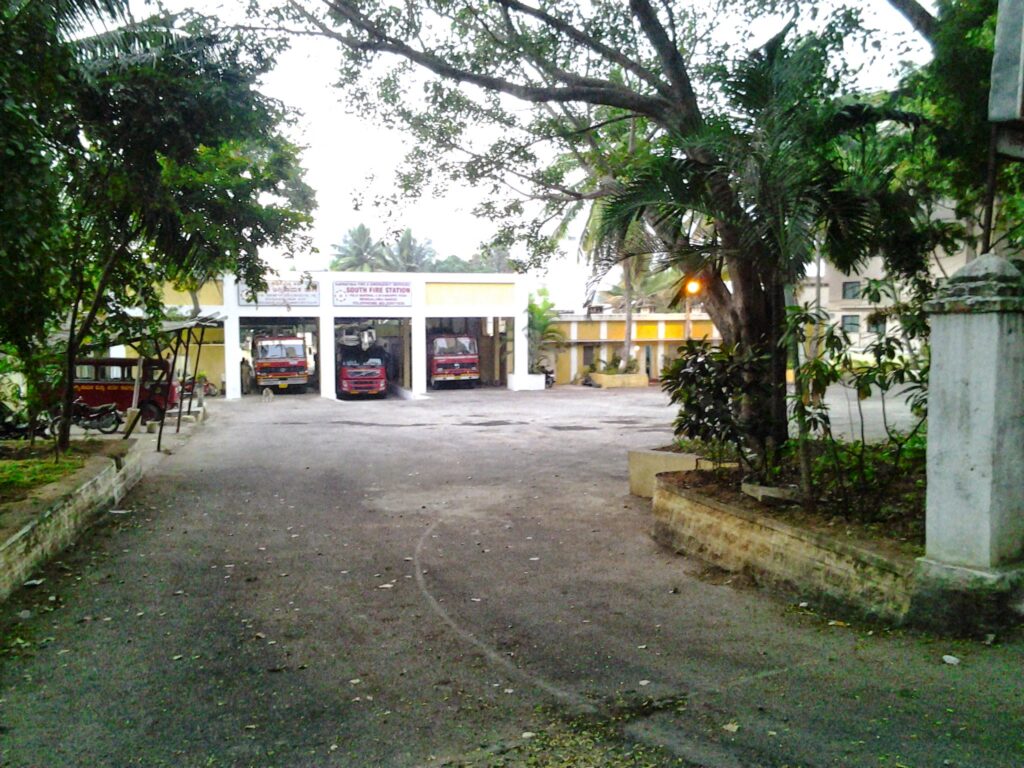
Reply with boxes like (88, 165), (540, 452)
(0, 387), (1018, 767)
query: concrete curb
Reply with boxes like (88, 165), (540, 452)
(0, 402), (209, 603)
(651, 473), (916, 625)
(0, 446), (144, 602)
(652, 472), (1024, 633)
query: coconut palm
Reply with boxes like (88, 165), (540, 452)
(599, 258), (684, 313)
(595, 27), (927, 474)
(380, 229), (437, 271)
(329, 224), (386, 271)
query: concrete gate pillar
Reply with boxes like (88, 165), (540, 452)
(223, 276), (242, 400)
(911, 254), (1024, 631)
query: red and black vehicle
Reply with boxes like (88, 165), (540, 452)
(252, 335), (310, 392)
(337, 347), (388, 397)
(71, 357), (180, 423)
(427, 334), (480, 389)
(337, 326), (387, 397)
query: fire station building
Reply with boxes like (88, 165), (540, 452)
(161, 271), (542, 399)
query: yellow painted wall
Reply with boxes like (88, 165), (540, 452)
(191, 327), (225, 343)
(161, 280), (225, 307)
(152, 342), (226, 390)
(576, 323), (601, 341)
(552, 321), (572, 338)
(193, 346), (226, 390)
(605, 322), (625, 341)
(555, 350), (572, 384)
(661, 320), (714, 340)
(425, 282), (515, 306)
(690, 320), (714, 340)
(635, 321), (659, 340)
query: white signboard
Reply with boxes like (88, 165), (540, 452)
(238, 279), (320, 307)
(333, 280), (413, 307)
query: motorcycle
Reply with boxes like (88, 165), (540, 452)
(181, 375), (219, 398)
(49, 398), (123, 435)
(0, 402), (49, 440)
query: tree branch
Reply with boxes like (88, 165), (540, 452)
(628, 0), (702, 130)
(493, 0), (671, 99)
(885, 0), (937, 44)
(317, 0), (674, 120)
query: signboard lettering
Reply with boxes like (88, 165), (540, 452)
(333, 280), (413, 307)
(238, 280), (320, 307)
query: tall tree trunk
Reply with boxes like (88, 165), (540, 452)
(58, 241), (127, 452)
(622, 256), (633, 371)
(768, 277), (790, 449)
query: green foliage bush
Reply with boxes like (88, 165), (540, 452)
(662, 298), (930, 529)
(660, 341), (770, 472)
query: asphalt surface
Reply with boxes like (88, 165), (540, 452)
(0, 386), (1019, 767)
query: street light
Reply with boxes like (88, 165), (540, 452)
(684, 278), (702, 340)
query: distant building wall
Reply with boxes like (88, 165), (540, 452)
(551, 312), (717, 384)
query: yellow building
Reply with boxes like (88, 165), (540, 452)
(550, 311), (717, 384)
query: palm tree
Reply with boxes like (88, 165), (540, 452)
(329, 224), (386, 271)
(527, 289), (565, 372)
(470, 246), (515, 273)
(582, 199), (659, 370)
(599, 258), (684, 313)
(595, 28), (926, 473)
(380, 229), (437, 271)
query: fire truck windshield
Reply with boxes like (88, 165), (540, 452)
(258, 342), (304, 359)
(432, 336), (477, 355)
(342, 356), (383, 367)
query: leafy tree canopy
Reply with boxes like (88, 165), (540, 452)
(0, 2), (314, 446)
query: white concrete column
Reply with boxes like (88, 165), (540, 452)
(923, 254), (1024, 571)
(506, 276), (544, 390)
(492, 316), (501, 383)
(513, 312), (529, 379)
(318, 314), (336, 399)
(908, 254), (1024, 631)
(223, 275), (242, 400)
(568, 321), (579, 382)
(411, 313), (427, 395)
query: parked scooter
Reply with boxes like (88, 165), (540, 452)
(541, 367), (555, 389)
(49, 398), (122, 434)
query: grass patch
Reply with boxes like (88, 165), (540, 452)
(455, 718), (688, 767)
(0, 455), (85, 503)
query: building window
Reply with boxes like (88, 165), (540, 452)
(841, 314), (860, 333)
(841, 280), (860, 300)
(582, 345), (596, 368)
(868, 317), (886, 335)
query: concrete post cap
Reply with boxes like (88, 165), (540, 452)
(925, 253), (1024, 314)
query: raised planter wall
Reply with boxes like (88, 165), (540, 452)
(652, 474), (915, 623)
(628, 450), (699, 498)
(589, 372), (649, 389)
(0, 447), (143, 602)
